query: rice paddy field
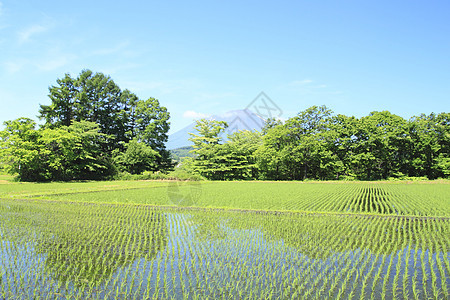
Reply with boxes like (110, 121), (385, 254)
(0, 180), (449, 299)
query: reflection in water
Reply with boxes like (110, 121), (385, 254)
(0, 200), (449, 299)
(38, 205), (167, 288)
(0, 200), (168, 299)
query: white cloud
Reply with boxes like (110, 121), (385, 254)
(183, 110), (210, 119)
(18, 24), (48, 43)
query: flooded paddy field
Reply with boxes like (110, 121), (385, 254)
(1, 198), (448, 299)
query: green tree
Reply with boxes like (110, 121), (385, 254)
(0, 119), (114, 181)
(351, 111), (408, 180)
(286, 105), (336, 180)
(434, 112), (450, 177)
(65, 120), (114, 180)
(328, 114), (359, 179)
(129, 97), (172, 170)
(407, 112), (450, 178)
(39, 74), (78, 127)
(0, 118), (45, 181)
(39, 70), (125, 149)
(255, 124), (292, 180)
(188, 119), (229, 179)
(39, 69), (172, 170)
(222, 130), (262, 179)
(113, 138), (159, 174)
(257, 106), (338, 180)
(185, 107), (449, 181)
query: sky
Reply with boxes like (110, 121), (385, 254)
(0, 0), (449, 133)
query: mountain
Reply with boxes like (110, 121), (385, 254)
(170, 146), (195, 162)
(166, 109), (265, 150)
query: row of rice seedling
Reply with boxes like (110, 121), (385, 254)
(0, 180), (170, 200)
(0, 199), (448, 299)
(36, 181), (449, 217)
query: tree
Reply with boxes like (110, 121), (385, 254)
(65, 120), (114, 180)
(39, 74), (78, 127)
(113, 138), (159, 174)
(183, 107), (449, 181)
(0, 119), (114, 181)
(39, 69), (172, 170)
(39, 70), (126, 149)
(255, 124), (293, 180)
(0, 118), (45, 181)
(188, 119), (229, 180)
(129, 97), (172, 170)
(434, 113), (450, 177)
(407, 112), (450, 178)
(350, 111), (408, 180)
(222, 130), (262, 179)
(257, 105), (338, 180)
(328, 114), (359, 179)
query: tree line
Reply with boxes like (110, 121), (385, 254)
(0, 70), (172, 181)
(184, 106), (449, 181)
(1, 70), (448, 182)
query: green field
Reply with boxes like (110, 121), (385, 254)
(0, 180), (449, 299)
(5, 180), (448, 217)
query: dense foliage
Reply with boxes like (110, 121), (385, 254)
(187, 106), (449, 180)
(170, 146), (196, 162)
(0, 70), (172, 181)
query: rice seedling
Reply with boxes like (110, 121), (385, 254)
(2, 180), (447, 217)
(0, 180), (449, 298)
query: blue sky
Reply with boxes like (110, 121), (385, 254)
(0, 0), (449, 133)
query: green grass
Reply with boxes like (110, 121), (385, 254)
(0, 174), (15, 183)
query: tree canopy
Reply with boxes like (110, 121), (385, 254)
(183, 107), (449, 181)
(38, 69), (171, 168)
(0, 70), (173, 181)
(1, 70), (448, 182)
(0, 118), (113, 181)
